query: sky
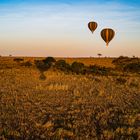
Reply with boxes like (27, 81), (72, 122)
(0, 0), (140, 57)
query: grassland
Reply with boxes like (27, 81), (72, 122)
(0, 57), (114, 67)
(0, 57), (140, 140)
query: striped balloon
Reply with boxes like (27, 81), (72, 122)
(101, 28), (115, 47)
(88, 22), (98, 33)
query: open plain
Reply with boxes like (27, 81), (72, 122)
(0, 57), (140, 140)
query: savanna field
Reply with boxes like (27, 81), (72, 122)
(0, 56), (140, 140)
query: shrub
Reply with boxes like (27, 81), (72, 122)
(13, 58), (24, 63)
(34, 60), (51, 72)
(89, 65), (110, 75)
(34, 57), (56, 72)
(55, 60), (71, 72)
(71, 62), (86, 74)
(43, 57), (56, 64)
(123, 63), (140, 73)
(112, 56), (140, 72)
(112, 56), (130, 64)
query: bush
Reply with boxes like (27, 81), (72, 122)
(34, 60), (51, 72)
(43, 57), (56, 64)
(112, 56), (140, 72)
(124, 63), (140, 73)
(13, 58), (24, 63)
(55, 60), (71, 72)
(112, 56), (130, 64)
(34, 57), (56, 72)
(89, 65), (110, 75)
(71, 62), (86, 74)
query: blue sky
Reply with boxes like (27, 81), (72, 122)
(0, 0), (140, 57)
(0, 0), (140, 5)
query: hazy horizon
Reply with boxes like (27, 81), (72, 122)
(0, 0), (140, 57)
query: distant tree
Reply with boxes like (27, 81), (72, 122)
(97, 53), (102, 58)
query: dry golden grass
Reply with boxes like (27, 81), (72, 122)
(0, 57), (140, 140)
(56, 57), (115, 68)
(0, 56), (114, 67)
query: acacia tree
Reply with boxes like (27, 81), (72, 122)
(97, 53), (102, 58)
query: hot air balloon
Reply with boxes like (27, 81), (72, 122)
(88, 21), (98, 33)
(100, 28), (115, 47)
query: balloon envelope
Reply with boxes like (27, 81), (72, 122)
(88, 22), (98, 33)
(100, 28), (115, 47)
